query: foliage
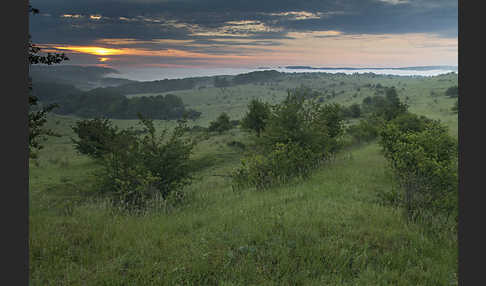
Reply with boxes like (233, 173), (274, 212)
(240, 98), (271, 137)
(98, 78), (198, 95)
(214, 76), (231, 88)
(28, 6), (69, 159)
(361, 87), (408, 120)
(71, 118), (119, 159)
(208, 112), (232, 133)
(232, 70), (282, 85)
(83, 116), (196, 209)
(389, 112), (432, 133)
(32, 83), (201, 120)
(379, 119), (458, 221)
(28, 97), (60, 159)
(232, 141), (319, 190)
(445, 85), (458, 98)
(233, 88), (345, 190)
(452, 99), (459, 113)
(346, 119), (379, 144)
(342, 103), (361, 118)
(261, 90), (344, 155)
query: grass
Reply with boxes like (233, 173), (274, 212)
(29, 72), (458, 285)
(30, 138), (457, 285)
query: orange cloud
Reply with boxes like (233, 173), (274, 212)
(46, 45), (251, 60)
(54, 46), (124, 56)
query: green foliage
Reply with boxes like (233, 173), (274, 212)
(346, 119), (379, 144)
(208, 112), (232, 134)
(451, 99), (459, 113)
(28, 6), (68, 159)
(232, 141), (318, 190)
(214, 76), (231, 88)
(71, 118), (119, 159)
(342, 103), (361, 118)
(261, 90), (343, 153)
(33, 83), (201, 120)
(445, 85), (458, 98)
(379, 119), (458, 221)
(240, 98), (271, 137)
(361, 87), (408, 121)
(233, 88), (345, 190)
(232, 70), (282, 85)
(389, 112), (432, 133)
(82, 116), (196, 209)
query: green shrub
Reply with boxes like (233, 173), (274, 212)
(445, 85), (458, 98)
(346, 119), (379, 144)
(379, 119), (458, 221)
(389, 112), (432, 133)
(232, 88), (344, 190)
(231, 141), (318, 191)
(241, 98), (271, 137)
(451, 99), (459, 113)
(86, 116), (196, 210)
(361, 88), (407, 120)
(72, 118), (118, 159)
(260, 91), (344, 155)
(208, 112), (232, 134)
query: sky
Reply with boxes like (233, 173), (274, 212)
(29, 0), (458, 69)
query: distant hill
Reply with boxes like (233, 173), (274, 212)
(30, 65), (137, 90)
(285, 65), (458, 71)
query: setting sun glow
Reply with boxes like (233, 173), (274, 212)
(54, 46), (124, 56)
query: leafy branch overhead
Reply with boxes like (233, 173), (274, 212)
(28, 5), (69, 159)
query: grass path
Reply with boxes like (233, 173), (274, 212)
(29, 143), (457, 285)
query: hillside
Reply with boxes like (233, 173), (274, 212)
(29, 71), (458, 285)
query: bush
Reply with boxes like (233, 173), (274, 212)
(208, 112), (232, 134)
(389, 112), (432, 133)
(346, 119), (379, 144)
(81, 116), (195, 210)
(232, 88), (345, 190)
(445, 85), (458, 98)
(361, 88), (407, 120)
(452, 99), (459, 113)
(260, 91), (344, 155)
(379, 119), (458, 221)
(231, 141), (318, 190)
(72, 118), (119, 159)
(241, 98), (271, 137)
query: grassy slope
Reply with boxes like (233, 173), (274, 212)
(30, 142), (457, 285)
(29, 72), (458, 285)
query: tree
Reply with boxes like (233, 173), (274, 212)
(451, 99), (459, 114)
(348, 103), (361, 118)
(445, 86), (458, 98)
(71, 118), (119, 159)
(75, 115), (196, 209)
(379, 119), (458, 221)
(28, 5), (69, 158)
(241, 98), (271, 137)
(208, 112), (232, 134)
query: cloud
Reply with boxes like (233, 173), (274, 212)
(29, 0), (457, 67)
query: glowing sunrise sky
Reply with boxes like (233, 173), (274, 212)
(29, 0), (457, 69)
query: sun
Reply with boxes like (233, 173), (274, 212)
(98, 57), (110, 62)
(54, 46), (123, 56)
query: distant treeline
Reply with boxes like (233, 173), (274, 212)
(214, 70), (284, 87)
(32, 82), (201, 120)
(100, 78), (199, 95)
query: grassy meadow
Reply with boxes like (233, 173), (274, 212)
(29, 72), (458, 285)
